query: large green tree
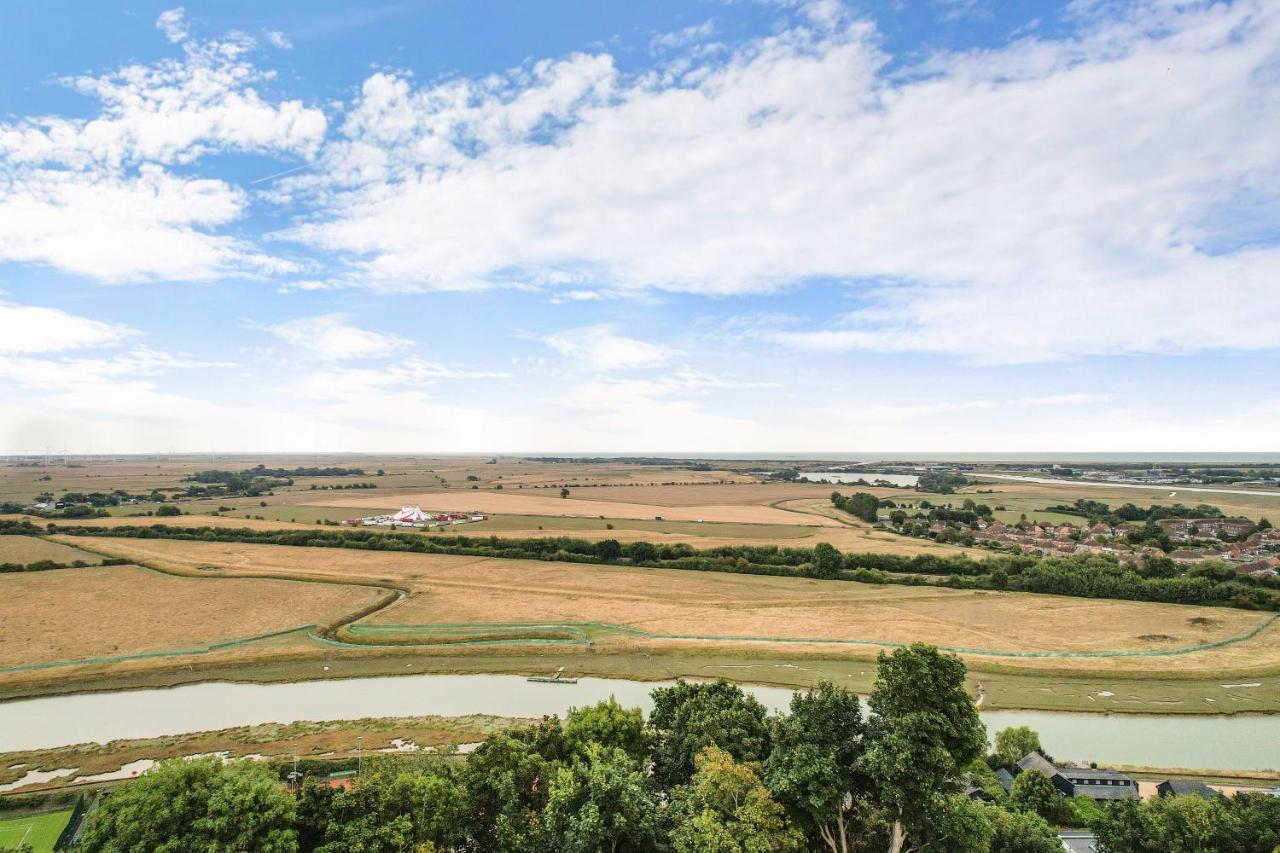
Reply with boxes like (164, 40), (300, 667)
(669, 746), (803, 853)
(649, 680), (772, 788)
(985, 805), (1061, 853)
(765, 681), (870, 852)
(542, 744), (662, 853)
(460, 733), (553, 852)
(992, 726), (1043, 768)
(564, 697), (650, 763)
(79, 758), (297, 853)
(859, 644), (987, 853)
(1009, 770), (1063, 824)
(314, 758), (465, 853)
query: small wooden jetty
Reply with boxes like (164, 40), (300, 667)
(527, 666), (578, 684)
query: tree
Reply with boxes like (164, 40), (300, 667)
(986, 806), (1061, 853)
(649, 680), (772, 788)
(993, 726), (1042, 768)
(922, 794), (992, 853)
(1009, 770), (1062, 824)
(295, 778), (336, 852)
(314, 758), (465, 852)
(79, 758), (297, 853)
(596, 539), (623, 562)
(765, 682), (870, 853)
(461, 733), (553, 852)
(860, 644), (987, 853)
(807, 542), (843, 580)
(627, 540), (658, 563)
(155, 504), (182, 516)
(560, 488), (570, 499)
(542, 744), (662, 853)
(669, 747), (803, 853)
(564, 697), (649, 763)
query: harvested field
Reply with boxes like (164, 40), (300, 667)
(51, 537), (1279, 674)
(0, 563), (385, 668)
(0, 536), (103, 565)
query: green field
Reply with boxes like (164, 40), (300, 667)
(0, 809), (71, 853)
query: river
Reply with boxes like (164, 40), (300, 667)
(1, 675), (1275, 771)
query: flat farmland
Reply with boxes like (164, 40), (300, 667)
(297, 484), (846, 526)
(50, 537), (1279, 676)
(0, 535), (103, 564)
(0, 563), (385, 668)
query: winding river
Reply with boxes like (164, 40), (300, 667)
(1, 675), (1276, 772)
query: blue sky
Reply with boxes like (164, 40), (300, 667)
(1, 0), (1277, 453)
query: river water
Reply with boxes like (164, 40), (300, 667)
(1, 675), (1275, 771)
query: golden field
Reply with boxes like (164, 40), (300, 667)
(45, 536), (1280, 676)
(0, 563), (385, 668)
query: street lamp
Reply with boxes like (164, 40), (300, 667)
(357, 736), (364, 778)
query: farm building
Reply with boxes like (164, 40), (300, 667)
(1156, 780), (1218, 799)
(1014, 752), (1137, 801)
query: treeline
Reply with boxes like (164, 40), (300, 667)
(0, 557), (128, 573)
(73, 646), (1061, 853)
(40, 522), (1280, 611)
(1045, 499), (1227, 523)
(182, 465), (369, 497)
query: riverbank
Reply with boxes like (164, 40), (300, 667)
(2, 712), (1275, 800)
(3, 673), (1278, 775)
(3, 646), (1279, 716)
(0, 714), (525, 795)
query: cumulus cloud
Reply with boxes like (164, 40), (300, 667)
(265, 30), (293, 49)
(539, 325), (674, 371)
(0, 302), (137, 353)
(262, 314), (411, 360)
(0, 10), (326, 282)
(156, 7), (189, 43)
(282, 0), (1280, 362)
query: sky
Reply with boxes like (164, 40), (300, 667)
(0, 0), (1277, 454)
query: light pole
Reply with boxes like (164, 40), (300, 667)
(357, 735), (364, 778)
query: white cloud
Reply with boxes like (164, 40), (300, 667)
(283, 0), (1280, 362)
(539, 325), (674, 371)
(651, 20), (716, 51)
(265, 30), (293, 50)
(262, 314), (411, 360)
(0, 302), (137, 353)
(0, 14), (326, 282)
(156, 7), (189, 43)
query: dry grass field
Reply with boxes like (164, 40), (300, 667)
(0, 536), (103, 565)
(47, 537), (1279, 677)
(0, 563), (385, 668)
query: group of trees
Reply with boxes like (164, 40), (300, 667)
(71, 645), (1064, 853)
(1045, 499), (1227, 525)
(181, 466), (367, 498)
(831, 491), (881, 523)
(915, 472), (971, 494)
